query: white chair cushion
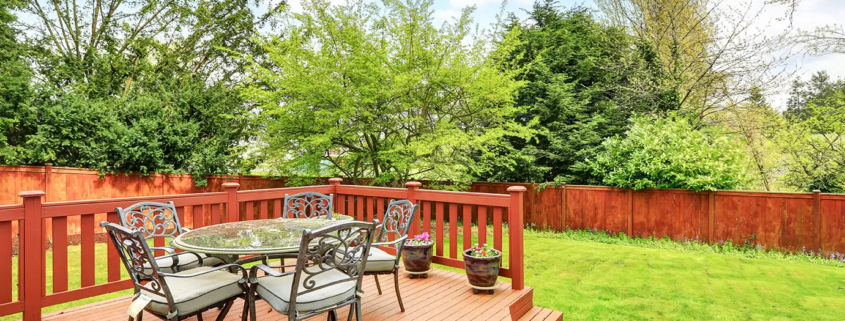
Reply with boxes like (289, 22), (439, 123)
(364, 248), (396, 272)
(141, 266), (244, 317)
(256, 268), (357, 314)
(144, 253), (224, 274)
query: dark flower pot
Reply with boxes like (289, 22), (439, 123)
(402, 242), (433, 272)
(463, 249), (501, 288)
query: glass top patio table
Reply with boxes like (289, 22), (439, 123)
(171, 215), (353, 255)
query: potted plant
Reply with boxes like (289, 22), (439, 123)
(402, 232), (433, 279)
(463, 243), (501, 294)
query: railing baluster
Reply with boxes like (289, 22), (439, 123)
(493, 207), (503, 251)
(367, 197), (374, 222)
(107, 212), (121, 282)
(377, 198), (385, 223)
(245, 201), (255, 221)
(192, 205), (204, 229)
(52, 217), (68, 293)
(423, 201), (432, 235)
(436, 202), (444, 256)
(463, 204), (471, 250)
(449, 203), (457, 258)
(80, 214), (95, 287)
(211, 204), (221, 225)
(478, 205), (487, 246)
(356, 197), (364, 221)
(260, 200), (269, 219)
(0, 221), (10, 303)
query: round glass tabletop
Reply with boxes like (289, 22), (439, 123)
(171, 215), (353, 255)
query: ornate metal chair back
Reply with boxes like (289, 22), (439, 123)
(287, 220), (377, 316)
(101, 222), (177, 312)
(283, 192), (333, 219)
(375, 200), (418, 243)
(116, 201), (184, 239)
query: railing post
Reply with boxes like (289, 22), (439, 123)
(20, 190), (45, 321)
(329, 178), (342, 211)
(507, 186), (526, 290)
(406, 181), (422, 235)
(223, 183), (240, 223)
(813, 190), (821, 252)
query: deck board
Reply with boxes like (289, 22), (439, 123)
(40, 267), (561, 321)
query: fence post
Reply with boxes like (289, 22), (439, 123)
(406, 181), (422, 235)
(223, 183), (240, 223)
(626, 189), (633, 237)
(329, 178), (342, 214)
(813, 190), (821, 252)
(507, 186), (526, 290)
(44, 163), (52, 202)
(709, 191), (716, 244)
(20, 191), (45, 321)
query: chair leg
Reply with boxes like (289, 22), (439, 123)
(346, 302), (355, 321)
(356, 300), (363, 321)
(198, 314), (204, 321)
(394, 270), (405, 312)
(373, 274), (382, 295)
(216, 299), (234, 321)
(242, 295), (251, 321)
(327, 310), (338, 321)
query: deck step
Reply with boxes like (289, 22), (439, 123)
(515, 306), (563, 321)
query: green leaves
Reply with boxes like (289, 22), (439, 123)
(588, 114), (748, 191)
(245, 0), (531, 186)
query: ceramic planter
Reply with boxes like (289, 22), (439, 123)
(402, 242), (433, 275)
(463, 249), (501, 292)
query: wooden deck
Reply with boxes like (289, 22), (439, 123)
(39, 268), (561, 321)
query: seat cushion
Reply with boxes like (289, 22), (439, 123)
(364, 248), (396, 272)
(141, 266), (244, 317)
(256, 268), (357, 314)
(145, 253), (224, 274)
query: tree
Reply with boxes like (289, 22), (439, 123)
(597, 0), (790, 120)
(0, 0), (32, 163)
(6, 0), (276, 185)
(588, 114), (748, 191)
(243, 0), (533, 186)
(777, 72), (845, 192)
(478, 1), (651, 184)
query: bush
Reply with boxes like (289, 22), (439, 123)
(587, 114), (747, 191)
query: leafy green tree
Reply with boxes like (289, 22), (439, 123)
(243, 0), (533, 186)
(479, 1), (661, 184)
(0, 0), (33, 163)
(6, 0), (275, 185)
(777, 72), (845, 192)
(588, 114), (748, 191)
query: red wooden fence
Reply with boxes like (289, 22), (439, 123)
(470, 183), (845, 255)
(4, 165), (845, 254)
(0, 179), (526, 320)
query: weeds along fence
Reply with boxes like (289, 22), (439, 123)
(2, 165), (845, 254)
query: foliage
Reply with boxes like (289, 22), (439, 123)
(243, 0), (534, 186)
(3, 0), (273, 185)
(479, 2), (643, 184)
(0, 0), (32, 163)
(588, 114), (748, 191)
(777, 72), (845, 192)
(405, 232), (433, 246)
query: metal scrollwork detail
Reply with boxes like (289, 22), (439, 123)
(377, 200), (417, 243)
(283, 192), (333, 219)
(104, 223), (168, 297)
(294, 223), (374, 294)
(117, 201), (183, 239)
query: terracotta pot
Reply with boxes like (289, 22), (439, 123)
(402, 242), (433, 272)
(463, 249), (501, 288)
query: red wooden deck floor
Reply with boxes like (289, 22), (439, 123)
(39, 267), (561, 321)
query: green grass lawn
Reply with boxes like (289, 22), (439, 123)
(5, 227), (845, 320)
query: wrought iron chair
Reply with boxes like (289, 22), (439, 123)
(363, 199), (418, 312)
(116, 201), (227, 273)
(282, 192), (333, 219)
(101, 222), (249, 321)
(246, 220), (378, 321)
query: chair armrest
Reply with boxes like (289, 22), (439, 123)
(150, 246), (177, 255)
(160, 264), (248, 284)
(372, 235), (407, 248)
(248, 264), (295, 283)
(155, 251), (203, 270)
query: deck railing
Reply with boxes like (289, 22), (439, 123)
(0, 179), (525, 321)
